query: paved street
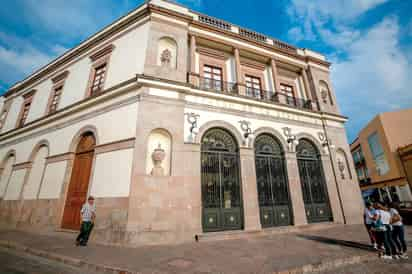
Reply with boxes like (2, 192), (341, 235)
(319, 254), (412, 274)
(0, 225), (411, 274)
(0, 247), (96, 274)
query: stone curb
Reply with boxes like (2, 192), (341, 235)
(0, 239), (377, 274)
(0, 240), (136, 274)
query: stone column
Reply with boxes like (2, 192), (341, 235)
(285, 152), (307, 226)
(189, 35), (199, 86)
(239, 148), (261, 231)
(321, 155), (345, 224)
(234, 48), (245, 96)
(270, 58), (281, 92)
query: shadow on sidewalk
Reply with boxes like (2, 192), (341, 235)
(296, 234), (375, 252)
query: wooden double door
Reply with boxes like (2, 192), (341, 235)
(61, 133), (95, 230)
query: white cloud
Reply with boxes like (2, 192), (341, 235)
(0, 32), (66, 86)
(287, 0), (412, 140)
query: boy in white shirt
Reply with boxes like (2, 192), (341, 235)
(75, 196), (96, 246)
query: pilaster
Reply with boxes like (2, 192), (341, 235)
(239, 148), (261, 231)
(285, 152), (307, 225)
(234, 48), (245, 96)
(270, 58), (281, 92)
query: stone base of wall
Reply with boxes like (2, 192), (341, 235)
(91, 197), (129, 245)
(0, 197), (130, 247)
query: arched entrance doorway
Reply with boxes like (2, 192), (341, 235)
(201, 128), (243, 232)
(296, 139), (332, 223)
(254, 134), (292, 227)
(62, 132), (96, 230)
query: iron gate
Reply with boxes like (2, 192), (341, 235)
(255, 134), (292, 227)
(201, 128), (243, 232)
(296, 139), (333, 223)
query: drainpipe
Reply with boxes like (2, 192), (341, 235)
(320, 113), (347, 224)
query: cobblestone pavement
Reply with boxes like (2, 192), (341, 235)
(0, 247), (97, 274)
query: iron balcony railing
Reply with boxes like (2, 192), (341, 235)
(192, 76), (315, 111)
(198, 77), (239, 95)
(274, 93), (313, 110)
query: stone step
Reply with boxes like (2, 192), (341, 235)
(195, 222), (340, 242)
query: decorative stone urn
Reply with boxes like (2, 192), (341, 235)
(151, 144), (166, 176)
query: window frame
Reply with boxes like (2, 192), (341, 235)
(16, 90), (36, 128)
(367, 132), (389, 175)
(202, 64), (223, 91)
(0, 99), (12, 131)
(245, 74), (263, 99)
(85, 44), (115, 98)
(46, 70), (69, 115)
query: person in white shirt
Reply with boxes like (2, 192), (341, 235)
(389, 202), (408, 259)
(76, 196), (96, 246)
(364, 202), (377, 248)
(373, 203), (396, 259)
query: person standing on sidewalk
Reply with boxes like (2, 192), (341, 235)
(364, 202), (377, 249)
(76, 196), (96, 247)
(389, 202), (408, 259)
(372, 203), (396, 259)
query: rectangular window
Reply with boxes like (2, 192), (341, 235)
(368, 132), (389, 175)
(280, 83), (296, 106)
(203, 65), (222, 91)
(90, 63), (107, 96)
(18, 93), (34, 128)
(245, 75), (262, 99)
(48, 85), (63, 114)
(0, 100), (11, 130)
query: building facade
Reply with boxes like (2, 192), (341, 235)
(350, 109), (412, 207)
(0, 0), (363, 246)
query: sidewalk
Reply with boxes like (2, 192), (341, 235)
(0, 224), (382, 274)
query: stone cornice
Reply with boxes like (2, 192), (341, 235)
(136, 74), (347, 123)
(0, 77), (139, 143)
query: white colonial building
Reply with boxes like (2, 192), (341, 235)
(0, 0), (363, 246)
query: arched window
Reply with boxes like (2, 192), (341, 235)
(0, 152), (16, 198)
(254, 134), (292, 227)
(157, 37), (178, 69)
(319, 81), (333, 105)
(23, 145), (49, 199)
(296, 138), (332, 223)
(201, 128), (243, 232)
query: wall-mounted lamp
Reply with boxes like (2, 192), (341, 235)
(239, 120), (252, 140)
(283, 127), (296, 144)
(318, 132), (329, 147)
(185, 112), (200, 138)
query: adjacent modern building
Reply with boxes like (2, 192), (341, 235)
(350, 109), (412, 207)
(0, 0), (363, 246)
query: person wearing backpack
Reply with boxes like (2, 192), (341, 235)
(389, 202), (408, 259)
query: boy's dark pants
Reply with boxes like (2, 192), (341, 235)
(76, 221), (94, 245)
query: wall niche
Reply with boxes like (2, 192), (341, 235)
(146, 129), (172, 176)
(157, 37), (177, 69)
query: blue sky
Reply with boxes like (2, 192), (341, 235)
(0, 0), (411, 141)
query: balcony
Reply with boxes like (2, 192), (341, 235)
(191, 76), (315, 111)
(197, 77), (239, 95)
